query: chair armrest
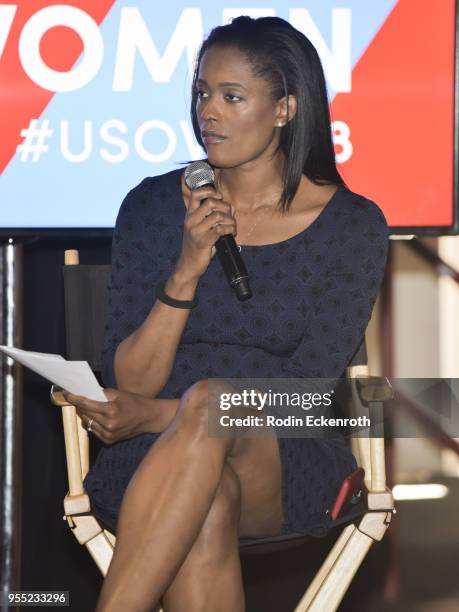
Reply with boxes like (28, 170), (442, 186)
(347, 376), (392, 493)
(356, 376), (394, 404)
(50, 385), (67, 407)
(50, 384), (90, 495)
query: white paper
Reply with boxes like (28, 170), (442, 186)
(0, 345), (107, 401)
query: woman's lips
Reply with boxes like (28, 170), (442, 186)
(201, 133), (227, 144)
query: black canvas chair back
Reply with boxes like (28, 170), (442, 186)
(63, 264), (111, 372)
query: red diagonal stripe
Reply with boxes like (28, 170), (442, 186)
(332, 0), (455, 226)
(0, 0), (116, 174)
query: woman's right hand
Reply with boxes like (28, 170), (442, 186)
(176, 185), (237, 280)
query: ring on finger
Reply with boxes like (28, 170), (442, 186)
(87, 417), (94, 432)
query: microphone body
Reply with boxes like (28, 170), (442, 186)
(184, 161), (252, 301)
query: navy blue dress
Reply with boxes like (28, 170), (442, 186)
(84, 168), (389, 536)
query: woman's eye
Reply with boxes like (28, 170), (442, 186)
(225, 93), (241, 102)
(196, 89), (208, 99)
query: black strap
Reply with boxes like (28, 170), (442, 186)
(155, 280), (198, 309)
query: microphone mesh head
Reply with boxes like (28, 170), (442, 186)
(184, 160), (215, 190)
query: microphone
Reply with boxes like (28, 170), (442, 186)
(184, 160), (252, 301)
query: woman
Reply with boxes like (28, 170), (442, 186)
(65, 16), (389, 612)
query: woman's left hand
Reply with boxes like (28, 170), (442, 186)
(62, 388), (153, 445)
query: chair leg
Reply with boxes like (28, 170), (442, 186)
(295, 512), (391, 612)
(85, 531), (115, 576)
(293, 523), (355, 611)
(304, 528), (373, 612)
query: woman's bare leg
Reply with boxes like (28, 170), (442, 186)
(162, 429), (284, 611)
(161, 463), (244, 611)
(95, 380), (283, 612)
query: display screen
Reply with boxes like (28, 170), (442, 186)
(0, 0), (457, 236)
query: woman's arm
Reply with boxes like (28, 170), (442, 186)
(102, 179), (187, 397)
(114, 269), (199, 396)
(102, 175), (235, 397)
(103, 178), (199, 397)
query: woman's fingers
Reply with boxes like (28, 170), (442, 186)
(74, 405), (110, 423)
(63, 390), (114, 438)
(179, 183), (237, 277)
(63, 388), (137, 445)
(211, 222), (237, 238)
(76, 407), (119, 440)
(189, 199), (236, 238)
(187, 186), (222, 214)
(63, 390), (94, 406)
(80, 415), (115, 444)
(188, 197), (232, 225)
(63, 390), (110, 414)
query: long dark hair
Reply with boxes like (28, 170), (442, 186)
(190, 16), (345, 211)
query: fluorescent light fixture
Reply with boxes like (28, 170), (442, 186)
(393, 484), (449, 501)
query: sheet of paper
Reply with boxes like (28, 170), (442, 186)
(0, 345), (107, 401)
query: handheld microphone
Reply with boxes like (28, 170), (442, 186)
(184, 161), (252, 301)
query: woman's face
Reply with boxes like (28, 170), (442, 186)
(195, 45), (285, 169)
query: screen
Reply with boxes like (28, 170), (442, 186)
(0, 0), (457, 235)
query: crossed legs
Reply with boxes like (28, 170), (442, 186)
(161, 463), (244, 611)
(95, 380), (284, 611)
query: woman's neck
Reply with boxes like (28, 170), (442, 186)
(214, 157), (284, 213)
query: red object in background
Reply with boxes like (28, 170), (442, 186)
(332, 0), (457, 233)
(0, 0), (116, 175)
(330, 467), (366, 521)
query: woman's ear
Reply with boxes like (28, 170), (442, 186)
(275, 95), (297, 127)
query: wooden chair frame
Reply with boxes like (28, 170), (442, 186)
(51, 249), (395, 612)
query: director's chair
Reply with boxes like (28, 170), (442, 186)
(51, 249), (395, 611)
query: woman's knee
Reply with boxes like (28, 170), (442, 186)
(175, 379), (211, 432)
(181, 379), (209, 407)
(172, 379), (238, 447)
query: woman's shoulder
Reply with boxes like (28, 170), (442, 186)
(336, 187), (389, 235)
(116, 168), (183, 222)
(125, 168), (183, 203)
(325, 187), (389, 268)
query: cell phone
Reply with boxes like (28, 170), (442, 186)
(330, 467), (365, 521)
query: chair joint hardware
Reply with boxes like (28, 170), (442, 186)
(64, 513), (104, 545)
(367, 489), (395, 511)
(357, 511), (392, 542)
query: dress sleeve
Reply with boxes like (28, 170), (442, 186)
(101, 178), (159, 388)
(237, 198), (389, 382)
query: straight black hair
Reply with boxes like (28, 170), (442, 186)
(190, 16), (346, 211)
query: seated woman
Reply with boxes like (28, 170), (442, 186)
(65, 15), (389, 612)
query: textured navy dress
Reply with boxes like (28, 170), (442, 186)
(84, 168), (389, 536)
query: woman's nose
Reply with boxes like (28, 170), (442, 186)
(199, 96), (221, 123)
